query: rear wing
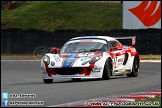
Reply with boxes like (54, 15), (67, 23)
(112, 36), (136, 45)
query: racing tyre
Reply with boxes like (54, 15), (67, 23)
(71, 78), (81, 81)
(43, 79), (53, 83)
(102, 59), (111, 80)
(127, 55), (139, 77)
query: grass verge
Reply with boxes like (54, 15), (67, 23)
(1, 1), (122, 31)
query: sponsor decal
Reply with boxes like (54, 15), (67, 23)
(63, 58), (78, 68)
(80, 57), (87, 61)
(92, 65), (102, 72)
(128, 1), (161, 27)
(117, 63), (123, 65)
(122, 46), (128, 50)
(118, 58), (124, 62)
(53, 55), (60, 62)
(66, 59), (72, 62)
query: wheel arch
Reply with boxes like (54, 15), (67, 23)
(134, 54), (140, 73)
(130, 53), (140, 71)
(135, 53), (140, 67)
(107, 57), (113, 76)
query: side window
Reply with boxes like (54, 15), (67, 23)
(109, 41), (112, 47)
(114, 41), (118, 47)
(109, 41), (118, 47)
(117, 41), (122, 47)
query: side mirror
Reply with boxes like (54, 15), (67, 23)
(50, 48), (60, 54)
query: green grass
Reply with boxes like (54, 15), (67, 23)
(128, 96), (161, 107)
(140, 57), (161, 60)
(1, 1), (122, 31)
(122, 96), (161, 107)
(139, 55), (161, 60)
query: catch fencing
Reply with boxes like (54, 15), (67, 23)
(1, 28), (161, 55)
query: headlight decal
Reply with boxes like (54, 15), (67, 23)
(82, 60), (89, 65)
(89, 53), (103, 64)
(89, 56), (97, 64)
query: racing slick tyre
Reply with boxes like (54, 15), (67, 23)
(71, 78), (81, 81)
(102, 59), (111, 80)
(127, 55), (139, 77)
(43, 79), (53, 83)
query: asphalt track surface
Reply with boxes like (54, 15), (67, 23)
(1, 61), (161, 107)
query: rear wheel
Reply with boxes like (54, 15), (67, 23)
(102, 59), (111, 80)
(71, 78), (81, 81)
(127, 55), (139, 77)
(43, 79), (53, 83)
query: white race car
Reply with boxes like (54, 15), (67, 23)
(41, 36), (140, 83)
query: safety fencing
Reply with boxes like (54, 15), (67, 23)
(1, 28), (161, 55)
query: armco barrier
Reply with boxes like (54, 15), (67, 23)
(1, 28), (161, 55)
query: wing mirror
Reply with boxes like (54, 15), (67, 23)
(50, 47), (60, 54)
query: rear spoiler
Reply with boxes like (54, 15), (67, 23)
(112, 36), (136, 45)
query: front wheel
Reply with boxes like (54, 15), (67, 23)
(127, 55), (139, 77)
(43, 79), (53, 83)
(102, 59), (112, 80)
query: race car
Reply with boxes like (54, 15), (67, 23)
(41, 36), (140, 83)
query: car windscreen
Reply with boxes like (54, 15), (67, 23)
(60, 39), (108, 53)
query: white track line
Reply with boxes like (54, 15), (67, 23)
(140, 60), (161, 62)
